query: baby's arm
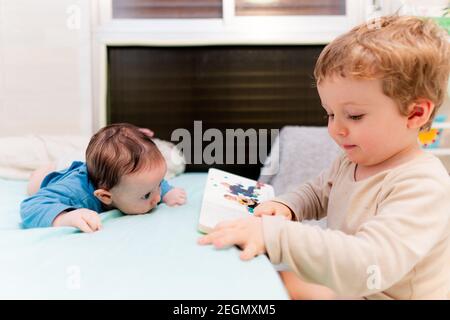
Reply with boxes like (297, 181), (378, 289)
(21, 186), (77, 229)
(20, 186), (101, 232)
(160, 179), (186, 207)
(53, 208), (102, 233)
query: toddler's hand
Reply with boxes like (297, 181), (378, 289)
(198, 216), (265, 260)
(52, 208), (102, 233)
(163, 187), (187, 206)
(253, 201), (293, 220)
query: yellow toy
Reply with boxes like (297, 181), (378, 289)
(418, 128), (441, 148)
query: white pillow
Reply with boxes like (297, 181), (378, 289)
(0, 135), (185, 180)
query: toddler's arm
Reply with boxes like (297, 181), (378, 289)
(260, 173), (450, 297)
(270, 154), (344, 221)
(200, 176), (449, 298)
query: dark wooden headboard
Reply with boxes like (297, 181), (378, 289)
(107, 45), (327, 179)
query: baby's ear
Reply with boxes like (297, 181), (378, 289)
(94, 189), (113, 205)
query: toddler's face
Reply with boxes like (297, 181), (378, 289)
(109, 162), (167, 215)
(317, 77), (417, 167)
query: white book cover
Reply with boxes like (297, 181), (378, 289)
(198, 168), (274, 233)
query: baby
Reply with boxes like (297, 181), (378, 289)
(21, 123), (186, 232)
(199, 16), (450, 299)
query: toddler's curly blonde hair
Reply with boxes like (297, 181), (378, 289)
(314, 15), (450, 130)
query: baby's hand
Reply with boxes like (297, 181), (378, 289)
(198, 216), (265, 260)
(138, 128), (154, 138)
(162, 187), (187, 206)
(253, 201), (293, 220)
(52, 208), (102, 233)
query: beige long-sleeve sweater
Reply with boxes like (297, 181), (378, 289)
(263, 152), (450, 299)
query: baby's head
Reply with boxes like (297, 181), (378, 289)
(314, 15), (450, 166)
(86, 123), (167, 215)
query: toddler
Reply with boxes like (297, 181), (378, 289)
(199, 16), (450, 299)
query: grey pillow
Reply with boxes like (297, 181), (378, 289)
(259, 126), (341, 195)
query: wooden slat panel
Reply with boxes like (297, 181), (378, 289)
(236, 0), (345, 16)
(107, 46), (326, 178)
(112, 0), (222, 19)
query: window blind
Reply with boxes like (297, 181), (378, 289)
(236, 0), (345, 16)
(112, 0), (222, 19)
(107, 46), (326, 178)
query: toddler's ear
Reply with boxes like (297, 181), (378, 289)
(94, 189), (113, 205)
(406, 99), (434, 129)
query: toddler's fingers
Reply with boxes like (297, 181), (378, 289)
(214, 219), (238, 230)
(197, 234), (213, 245)
(197, 228), (229, 246)
(212, 232), (241, 249)
(198, 219), (242, 245)
(240, 244), (258, 261)
(203, 229), (239, 249)
(254, 206), (275, 217)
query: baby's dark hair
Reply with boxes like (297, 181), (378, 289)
(86, 123), (165, 190)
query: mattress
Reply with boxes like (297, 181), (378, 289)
(0, 173), (288, 299)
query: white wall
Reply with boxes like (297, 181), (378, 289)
(0, 0), (92, 137)
(0, 0), (448, 140)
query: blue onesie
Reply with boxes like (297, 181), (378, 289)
(20, 161), (172, 229)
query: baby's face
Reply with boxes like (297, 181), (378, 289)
(109, 162), (167, 215)
(317, 76), (417, 167)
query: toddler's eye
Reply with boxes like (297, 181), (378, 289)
(349, 115), (364, 120)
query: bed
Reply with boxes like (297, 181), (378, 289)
(0, 172), (288, 299)
(0, 45), (331, 299)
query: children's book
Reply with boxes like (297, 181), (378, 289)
(198, 168), (275, 233)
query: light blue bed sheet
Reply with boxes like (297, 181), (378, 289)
(0, 173), (288, 299)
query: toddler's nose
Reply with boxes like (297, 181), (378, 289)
(331, 119), (348, 137)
